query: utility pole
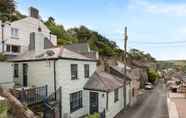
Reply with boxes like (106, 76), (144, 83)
(123, 26), (128, 109)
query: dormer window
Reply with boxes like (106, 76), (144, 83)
(11, 28), (19, 38)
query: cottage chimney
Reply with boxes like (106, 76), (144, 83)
(29, 7), (39, 19)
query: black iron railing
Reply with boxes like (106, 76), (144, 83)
(43, 87), (62, 118)
(15, 85), (48, 105)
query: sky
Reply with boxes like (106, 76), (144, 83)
(16, 0), (186, 60)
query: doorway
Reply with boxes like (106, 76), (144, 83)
(23, 63), (28, 87)
(90, 92), (99, 114)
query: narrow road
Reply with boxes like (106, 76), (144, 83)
(115, 80), (169, 118)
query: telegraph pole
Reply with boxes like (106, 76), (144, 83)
(123, 26), (128, 109)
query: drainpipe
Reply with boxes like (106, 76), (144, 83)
(53, 60), (57, 94)
(106, 92), (109, 110)
(1, 22), (5, 53)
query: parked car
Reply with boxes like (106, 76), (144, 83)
(145, 82), (153, 90)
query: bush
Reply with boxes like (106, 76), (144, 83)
(86, 113), (100, 118)
(147, 69), (160, 84)
(0, 53), (7, 61)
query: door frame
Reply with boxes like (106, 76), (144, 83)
(22, 63), (28, 87)
(89, 92), (99, 114)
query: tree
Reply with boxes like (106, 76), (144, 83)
(147, 68), (159, 84)
(0, 0), (16, 21)
(128, 48), (155, 62)
(45, 17), (77, 45)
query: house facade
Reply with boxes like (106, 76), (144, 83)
(10, 39), (97, 118)
(84, 71), (125, 118)
(0, 7), (57, 57)
(0, 62), (14, 88)
(0, 7), (57, 88)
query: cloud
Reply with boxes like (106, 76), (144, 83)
(129, 0), (186, 16)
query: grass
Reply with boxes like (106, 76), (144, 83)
(85, 113), (100, 118)
(0, 101), (8, 118)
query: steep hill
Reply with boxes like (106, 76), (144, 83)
(0, 1), (155, 61)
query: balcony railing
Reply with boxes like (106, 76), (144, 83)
(11, 85), (48, 105)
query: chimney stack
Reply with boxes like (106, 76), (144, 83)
(29, 7), (39, 19)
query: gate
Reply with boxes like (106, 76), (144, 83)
(44, 87), (62, 118)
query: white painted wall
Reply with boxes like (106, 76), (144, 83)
(56, 59), (96, 118)
(14, 61), (55, 94)
(106, 87), (124, 118)
(0, 17), (57, 55)
(0, 62), (14, 88)
(14, 59), (97, 118)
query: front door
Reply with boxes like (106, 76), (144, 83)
(23, 63), (28, 87)
(90, 92), (99, 114)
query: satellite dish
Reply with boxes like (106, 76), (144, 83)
(46, 50), (55, 56)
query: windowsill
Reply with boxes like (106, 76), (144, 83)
(114, 100), (119, 103)
(11, 36), (19, 39)
(4, 52), (20, 55)
(71, 78), (79, 80)
(70, 106), (83, 113)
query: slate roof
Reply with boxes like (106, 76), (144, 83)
(110, 65), (141, 80)
(84, 71), (124, 92)
(64, 43), (90, 53)
(9, 47), (96, 62)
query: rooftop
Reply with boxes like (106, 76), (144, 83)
(9, 47), (96, 62)
(84, 71), (124, 92)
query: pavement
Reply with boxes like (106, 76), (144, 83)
(168, 92), (186, 118)
(115, 80), (169, 118)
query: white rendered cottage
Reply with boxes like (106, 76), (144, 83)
(84, 71), (126, 118)
(9, 32), (97, 118)
(0, 7), (57, 56)
(0, 7), (57, 88)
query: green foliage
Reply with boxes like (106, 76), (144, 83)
(147, 68), (159, 83)
(0, 0), (16, 21)
(67, 26), (122, 57)
(45, 17), (78, 45)
(0, 100), (8, 115)
(0, 53), (7, 61)
(86, 113), (100, 118)
(128, 49), (155, 62)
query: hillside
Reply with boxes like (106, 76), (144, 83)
(157, 60), (186, 72)
(0, 1), (156, 62)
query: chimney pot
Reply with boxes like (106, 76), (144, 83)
(29, 7), (39, 19)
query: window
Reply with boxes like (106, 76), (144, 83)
(71, 64), (78, 80)
(12, 45), (20, 53)
(84, 64), (89, 78)
(11, 28), (19, 38)
(14, 64), (19, 77)
(6, 45), (11, 52)
(114, 88), (119, 102)
(70, 91), (83, 113)
(132, 88), (135, 97)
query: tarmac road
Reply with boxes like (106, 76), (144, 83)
(115, 80), (169, 118)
